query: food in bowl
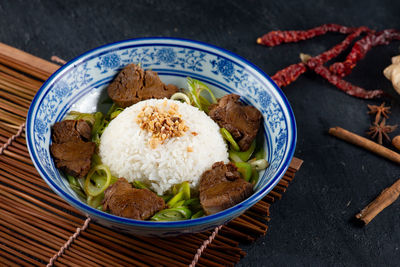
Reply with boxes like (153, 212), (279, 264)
(50, 63), (269, 221)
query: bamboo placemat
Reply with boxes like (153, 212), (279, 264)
(0, 42), (303, 267)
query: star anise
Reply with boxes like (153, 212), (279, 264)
(367, 102), (391, 124)
(367, 118), (397, 145)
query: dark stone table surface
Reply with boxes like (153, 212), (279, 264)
(1, 0), (399, 266)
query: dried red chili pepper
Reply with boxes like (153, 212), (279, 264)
(271, 27), (369, 87)
(271, 63), (307, 87)
(257, 24), (360, 47)
(306, 27), (369, 68)
(330, 29), (400, 77)
(312, 64), (385, 99)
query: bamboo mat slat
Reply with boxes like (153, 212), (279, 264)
(0, 42), (303, 266)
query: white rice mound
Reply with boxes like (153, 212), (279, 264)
(99, 99), (229, 195)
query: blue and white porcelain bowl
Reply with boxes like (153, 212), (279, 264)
(26, 38), (296, 237)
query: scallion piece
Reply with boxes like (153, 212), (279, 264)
(106, 104), (118, 117)
(184, 198), (200, 206)
(84, 164), (112, 197)
(160, 194), (173, 202)
(229, 151), (243, 163)
(254, 147), (266, 160)
(91, 154), (102, 167)
(172, 184), (179, 196)
(67, 175), (86, 199)
(87, 192), (105, 208)
(229, 140), (256, 162)
(191, 210), (205, 219)
(249, 159), (269, 171)
(171, 92), (191, 104)
(234, 162), (252, 181)
(167, 190), (184, 208)
(64, 111), (96, 126)
(91, 112), (104, 137)
(151, 207), (192, 221)
(172, 200), (186, 208)
(220, 128), (240, 151)
(133, 180), (148, 189)
(250, 169), (259, 185)
(187, 77), (217, 111)
(180, 181), (191, 200)
(110, 108), (124, 120)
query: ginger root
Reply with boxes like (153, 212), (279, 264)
(384, 55), (400, 94)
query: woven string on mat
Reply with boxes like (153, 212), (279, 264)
(0, 123), (25, 154)
(189, 225), (223, 267)
(47, 217), (91, 267)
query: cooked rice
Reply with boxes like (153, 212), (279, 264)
(99, 99), (229, 195)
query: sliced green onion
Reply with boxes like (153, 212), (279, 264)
(171, 92), (191, 104)
(87, 192), (104, 208)
(160, 194), (173, 202)
(110, 175), (118, 185)
(91, 112), (104, 136)
(254, 147), (266, 160)
(184, 198), (200, 206)
(77, 177), (85, 190)
(67, 175), (86, 199)
(199, 95), (211, 107)
(250, 169), (259, 185)
(220, 128), (240, 151)
(199, 95), (211, 113)
(229, 140), (256, 162)
(67, 174), (80, 187)
(249, 159), (269, 171)
(234, 162), (252, 181)
(187, 77), (217, 103)
(91, 154), (102, 167)
(185, 198), (202, 212)
(187, 77), (217, 111)
(98, 120), (110, 134)
(167, 190), (184, 208)
(133, 180), (148, 189)
(110, 108), (124, 120)
(180, 182), (190, 200)
(191, 210), (205, 219)
(64, 111), (96, 126)
(84, 164), (112, 197)
(151, 207), (192, 221)
(172, 200), (186, 208)
(106, 104), (118, 117)
(171, 182), (190, 200)
(172, 184), (179, 196)
(92, 133), (101, 147)
(229, 151), (243, 163)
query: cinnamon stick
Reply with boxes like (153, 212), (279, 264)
(329, 127), (400, 164)
(355, 178), (400, 225)
(392, 136), (400, 151)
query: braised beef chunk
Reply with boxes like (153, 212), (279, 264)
(50, 119), (95, 177)
(209, 94), (262, 151)
(199, 161), (253, 215)
(107, 64), (178, 108)
(52, 120), (92, 143)
(50, 140), (96, 178)
(103, 178), (165, 220)
(199, 161), (241, 193)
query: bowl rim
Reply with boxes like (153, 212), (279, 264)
(26, 37), (297, 228)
